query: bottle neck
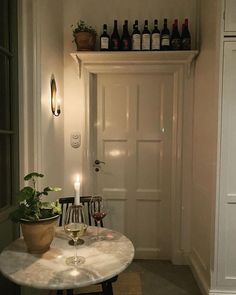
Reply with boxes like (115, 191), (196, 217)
(164, 19), (168, 28)
(185, 19), (189, 28)
(113, 23), (118, 34)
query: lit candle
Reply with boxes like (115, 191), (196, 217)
(74, 175), (80, 205)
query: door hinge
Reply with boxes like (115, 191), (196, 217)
(223, 10), (225, 20)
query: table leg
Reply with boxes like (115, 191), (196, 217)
(101, 281), (113, 295)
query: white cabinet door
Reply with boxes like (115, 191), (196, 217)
(218, 41), (236, 286)
(225, 0), (236, 33)
(94, 73), (174, 259)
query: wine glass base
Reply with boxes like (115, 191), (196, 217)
(65, 256), (85, 266)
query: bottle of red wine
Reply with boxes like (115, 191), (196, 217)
(100, 24), (110, 51)
(161, 18), (170, 50)
(151, 19), (160, 50)
(111, 20), (120, 51)
(171, 19), (181, 50)
(181, 18), (191, 50)
(142, 19), (151, 50)
(132, 20), (141, 51)
(121, 20), (131, 50)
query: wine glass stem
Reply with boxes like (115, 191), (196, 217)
(97, 221), (100, 236)
(74, 240), (78, 262)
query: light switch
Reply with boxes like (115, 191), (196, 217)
(71, 132), (81, 148)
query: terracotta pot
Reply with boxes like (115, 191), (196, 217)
(74, 32), (96, 51)
(21, 215), (59, 254)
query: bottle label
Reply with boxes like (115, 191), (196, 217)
(152, 33), (160, 50)
(122, 39), (130, 50)
(112, 39), (119, 50)
(161, 35), (170, 46)
(171, 38), (181, 50)
(142, 34), (150, 50)
(182, 38), (191, 50)
(101, 37), (109, 49)
(132, 34), (141, 50)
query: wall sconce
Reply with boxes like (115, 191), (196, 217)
(50, 76), (61, 117)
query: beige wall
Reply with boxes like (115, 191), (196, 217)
(191, 0), (219, 289)
(63, 0), (198, 196)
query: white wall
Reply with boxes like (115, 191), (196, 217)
(28, 0), (64, 200)
(190, 0), (220, 291)
(63, 0), (198, 196)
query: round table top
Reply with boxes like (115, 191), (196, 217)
(0, 226), (134, 290)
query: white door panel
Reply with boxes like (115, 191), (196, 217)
(94, 74), (173, 259)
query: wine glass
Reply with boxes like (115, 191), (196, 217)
(64, 205), (86, 266)
(90, 196), (108, 240)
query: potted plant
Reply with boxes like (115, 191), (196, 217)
(10, 172), (62, 254)
(72, 20), (97, 51)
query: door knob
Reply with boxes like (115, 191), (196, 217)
(94, 159), (105, 165)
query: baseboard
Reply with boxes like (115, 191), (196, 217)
(209, 290), (236, 294)
(188, 250), (210, 295)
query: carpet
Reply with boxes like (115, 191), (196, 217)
(49, 272), (142, 295)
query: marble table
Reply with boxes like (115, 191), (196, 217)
(0, 226), (134, 290)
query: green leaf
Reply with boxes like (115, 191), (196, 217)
(17, 186), (35, 202)
(24, 172), (44, 181)
(43, 186), (62, 193)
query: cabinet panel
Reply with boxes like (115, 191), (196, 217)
(225, 0), (236, 33)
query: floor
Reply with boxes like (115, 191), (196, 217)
(126, 260), (202, 295)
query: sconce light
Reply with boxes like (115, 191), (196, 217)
(50, 76), (61, 117)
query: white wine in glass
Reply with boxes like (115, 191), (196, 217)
(64, 205), (86, 265)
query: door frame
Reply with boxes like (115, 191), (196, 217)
(77, 56), (190, 264)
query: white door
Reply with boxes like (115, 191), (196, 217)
(93, 73), (174, 259)
(217, 41), (236, 286)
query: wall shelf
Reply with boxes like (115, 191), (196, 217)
(71, 50), (199, 77)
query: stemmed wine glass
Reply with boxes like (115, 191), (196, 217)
(64, 205), (86, 266)
(90, 196), (108, 240)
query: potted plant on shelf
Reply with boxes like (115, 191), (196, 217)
(72, 20), (97, 51)
(10, 172), (62, 254)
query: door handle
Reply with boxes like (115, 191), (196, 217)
(94, 159), (105, 165)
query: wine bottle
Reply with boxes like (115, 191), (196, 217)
(100, 24), (110, 51)
(121, 20), (131, 51)
(132, 20), (141, 51)
(161, 18), (170, 50)
(181, 18), (191, 50)
(142, 19), (151, 51)
(151, 19), (160, 50)
(171, 19), (181, 50)
(111, 20), (120, 51)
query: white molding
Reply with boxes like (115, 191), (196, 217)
(188, 251), (210, 295)
(18, 0), (31, 182)
(32, 0), (42, 174)
(71, 55), (194, 264)
(71, 50), (199, 64)
(211, 0), (225, 289)
(71, 51), (199, 78)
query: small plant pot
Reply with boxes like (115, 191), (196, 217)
(74, 32), (96, 51)
(21, 215), (59, 254)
